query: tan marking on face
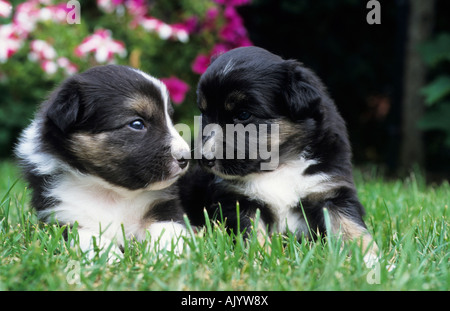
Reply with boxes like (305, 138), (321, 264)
(70, 132), (126, 170)
(277, 118), (304, 142)
(250, 117), (300, 152)
(127, 95), (155, 120)
(199, 97), (207, 111)
(225, 91), (247, 111)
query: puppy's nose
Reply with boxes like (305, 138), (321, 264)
(177, 157), (188, 169)
(170, 133), (191, 170)
(173, 149), (190, 169)
(202, 157), (215, 168)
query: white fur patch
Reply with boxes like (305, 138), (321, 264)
(132, 68), (170, 105)
(15, 120), (66, 175)
(39, 171), (174, 246)
(133, 68), (190, 163)
(76, 228), (123, 263)
(147, 221), (188, 254)
(222, 59), (235, 76)
(237, 157), (334, 237)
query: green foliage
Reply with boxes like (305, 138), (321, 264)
(419, 33), (450, 147)
(420, 33), (450, 67)
(421, 76), (450, 106)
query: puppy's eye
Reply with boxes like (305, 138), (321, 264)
(235, 110), (252, 121)
(129, 120), (145, 130)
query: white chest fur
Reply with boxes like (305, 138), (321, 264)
(238, 157), (332, 236)
(39, 172), (167, 244)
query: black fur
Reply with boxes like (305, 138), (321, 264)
(181, 47), (370, 241)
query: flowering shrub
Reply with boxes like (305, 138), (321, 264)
(0, 0), (252, 156)
(0, 23), (21, 63)
(74, 29), (127, 63)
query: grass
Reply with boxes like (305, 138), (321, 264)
(0, 160), (449, 291)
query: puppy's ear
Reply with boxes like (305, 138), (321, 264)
(46, 78), (81, 133)
(283, 60), (323, 121)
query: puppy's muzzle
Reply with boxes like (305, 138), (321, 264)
(174, 151), (190, 169)
(201, 157), (215, 168)
(171, 135), (191, 170)
(201, 130), (218, 168)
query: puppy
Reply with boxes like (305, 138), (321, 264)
(181, 46), (378, 262)
(16, 65), (191, 257)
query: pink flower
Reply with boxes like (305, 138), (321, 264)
(220, 23), (247, 44)
(28, 39), (78, 76)
(0, 24), (23, 63)
(220, 6), (252, 47)
(191, 54), (210, 74)
(191, 4), (252, 75)
(11, 1), (68, 38)
(39, 4), (69, 23)
(235, 36), (252, 47)
(223, 5), (243, 22)
(138, 16), (160, 31)
(40, 59), (58, 75)
(0, 0), (12, 18)
(13, 1), (41, 37)
(75, 29), (127, 63)
(171, 24), (190, 43)
(97, 0), (119, 13)
(29, 39), (57, 61)
(125, 0), (147, 18)
(203, 7), (219, 30)
(211, 43), (230, 58)
(157, 23), (172, 40)
(206, 7), (219, 21)
(138, 16), (171, 38)
(137, 16), (190, 43)
(191, 45), (232, 75)
(57, 57), (78, 75)
(182, 16), (198, 34)
(98, 0), (147, 17)
(161, 76), (190, 105)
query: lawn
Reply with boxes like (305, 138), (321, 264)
(0, 160), (448, 291)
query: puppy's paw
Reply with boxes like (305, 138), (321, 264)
(147, 221), (188, 255)
(76, 229), (123, 264)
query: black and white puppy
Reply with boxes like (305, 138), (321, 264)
(16, 65), (191, 256)
(181, 46), (378, 262)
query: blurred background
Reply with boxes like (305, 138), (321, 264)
(0, 0), (449, 180)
